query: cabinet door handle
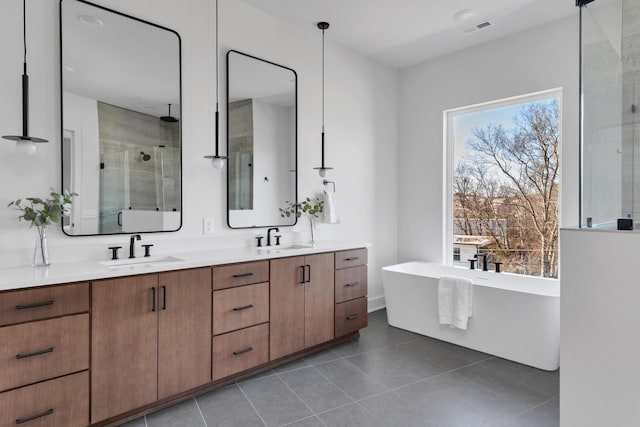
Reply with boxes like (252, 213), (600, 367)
(345, 281), (360, 287)
(161, 285), (167, 310)
(233, 272), (254, 278)
(300, 266), (306, 284)
(16, 347), (54, 360)
(306, 265), (311, 283)
(346, 314), (361, 320)
(152, 287), (157, 312)
(15, 300), (54, 310)
(232, 346), (253, 356)
(15, 408), (54, 424)
(345, 257), (360, 261)
(233, 304), (254, 311)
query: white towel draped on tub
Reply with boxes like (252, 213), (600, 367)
(438, 276), (473, 330)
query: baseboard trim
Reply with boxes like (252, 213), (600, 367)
(367, 295), (386, 313)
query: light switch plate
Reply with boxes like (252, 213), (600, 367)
(203, 217), (214, 234)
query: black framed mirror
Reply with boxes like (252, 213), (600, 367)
(226, 50), (297, 229)
(60, 0), (182, 235)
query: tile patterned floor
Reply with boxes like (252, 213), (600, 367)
(119, 310), (559, 427)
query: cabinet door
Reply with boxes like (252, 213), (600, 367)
(304, 253), (335, 348)
(91, 274), (158, 423)
(158, 268), (212, 399)
(270, 256), (305, 360)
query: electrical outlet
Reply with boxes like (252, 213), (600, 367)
(203, 217), (214, 234)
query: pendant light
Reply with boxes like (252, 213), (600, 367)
(203, 0), (228, 169)
(2, 0), (48, 155)
(313, 21), (332, 178)
(160, 103), (178, 123)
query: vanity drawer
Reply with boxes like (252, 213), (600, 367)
(213, 261), (269, 290)
(0, 313), (89, 392)
(0, 371), (89, 427)
(335, 248), (367, 270)
(0, 282), (89, 326)
(213, 323), (269, 380)
(213, 282), (269, 335)
(335, 265), (368, 304)
(335, 297), (368, 337)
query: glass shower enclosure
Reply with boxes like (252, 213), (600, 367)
(580, 0), (639, 229)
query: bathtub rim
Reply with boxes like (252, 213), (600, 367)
(382, 261), (559, 297)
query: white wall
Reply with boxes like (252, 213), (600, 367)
(560, 228), (640, 427)
(0, 0), (398, 309)
(397, 16), (580, 263)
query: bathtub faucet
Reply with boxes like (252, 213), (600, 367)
(477, 254), (489, 271)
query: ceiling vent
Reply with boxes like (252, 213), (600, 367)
(461, 20), (493, 35)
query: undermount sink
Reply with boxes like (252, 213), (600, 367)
(99, 255), (185, 270)
(257, 244), (311, 253)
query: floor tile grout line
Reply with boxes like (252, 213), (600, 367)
(446, 370), (533, 414)
(468, 358), (560, 400)
(448, 357), (558, 407)
(309, 364), (359, 406)
(278, 414), (323, 427)
(273, 370), (325, 425)
(515, 395), (560, 421)
(340, 344), (422, 385)
(236, 381), (270, 427)
(193, 396), (209, 427)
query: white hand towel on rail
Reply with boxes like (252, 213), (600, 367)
(323, 190), (340, 224)
(438, 276), (473, 330)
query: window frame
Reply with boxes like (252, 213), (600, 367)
(443, 88), (563, 272)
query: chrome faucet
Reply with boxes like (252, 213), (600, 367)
(129, 234), (141, 258)
(267, 227), (280, 246)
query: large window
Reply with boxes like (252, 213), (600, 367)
(445, 89), (561, 278)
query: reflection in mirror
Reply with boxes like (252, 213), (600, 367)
(60, 0), (181, 235)
(227, 50), (297, 228)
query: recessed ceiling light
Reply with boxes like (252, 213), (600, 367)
(78, 14), (104, 27)
(454, 9), (476, 21)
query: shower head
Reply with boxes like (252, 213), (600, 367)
(140, 151), (151, 161)
(160, 103), (178, 122)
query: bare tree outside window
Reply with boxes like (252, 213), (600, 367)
(452, 98), (559, 278)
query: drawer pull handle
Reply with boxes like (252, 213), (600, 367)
(16, 347), (54, 360)
(233, 304), (254, 311)
(345, 281), (360, 287)
(233, 272), (254, 278)
(345, 257), (360, 261)
(15, 300), (54, 310)
(346, 314), (361, 320)
(152, 287), (157, 312)
(15, 408), (54, 424)
(233, 346), (253, 356)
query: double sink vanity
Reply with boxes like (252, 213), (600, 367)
(0, 242), (368, 426)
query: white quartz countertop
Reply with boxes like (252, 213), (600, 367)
(0, 241), (369, 291)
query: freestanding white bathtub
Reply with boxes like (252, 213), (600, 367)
(381, 262), (560, 370)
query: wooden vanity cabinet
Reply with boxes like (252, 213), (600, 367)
(0, 282), (90, 427)
(91, 268), (212, 423)
(270, 253), (335, 360)
(334, 248), (369, 337)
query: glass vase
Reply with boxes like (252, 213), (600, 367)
(33, 225), (50, 267)
(308, 216), (316, 245)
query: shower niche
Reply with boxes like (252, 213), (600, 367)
(580, 0), (640, 229)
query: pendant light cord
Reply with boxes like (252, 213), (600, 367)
(23, 0), (27, 73)
(215, 0), (219, 110)
(321, 26), (325, 133)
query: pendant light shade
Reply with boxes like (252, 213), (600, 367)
(2, 0), (48, 155)
(203, 0), (228, 169)
(313, 21), (333, 178)
(160, 103), (179, 123)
